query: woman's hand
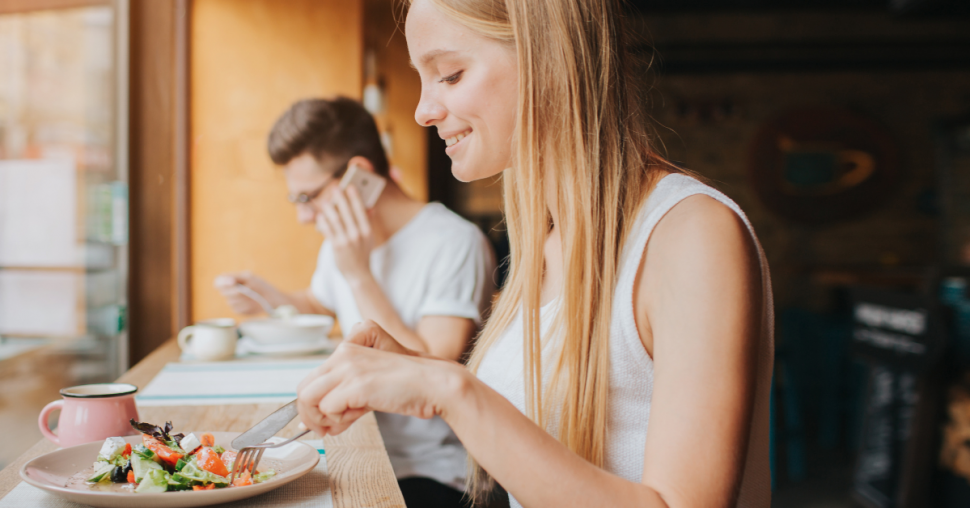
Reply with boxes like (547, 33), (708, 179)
(296, 321), (464, 436)
(315, 186), (375, 283)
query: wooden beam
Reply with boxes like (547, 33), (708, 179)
(128, 0), (180, 365)
(174, 0), (191, 331)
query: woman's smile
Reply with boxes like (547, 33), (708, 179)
(443, 129), (472, 154)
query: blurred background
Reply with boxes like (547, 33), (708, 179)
(1, 0), (969, 506)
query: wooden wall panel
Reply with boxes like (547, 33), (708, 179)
(190, 0), (364, 321)
(128, 0), (177, 364)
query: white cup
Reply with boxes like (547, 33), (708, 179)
(177, 318), (238, 361)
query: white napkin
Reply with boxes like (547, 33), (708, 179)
(136, 360), (323, 407)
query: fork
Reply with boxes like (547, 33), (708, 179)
(233, 284), (277, 316)
(229, 429), (311, 483)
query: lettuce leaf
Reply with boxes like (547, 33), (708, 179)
(132, 444), (155, 461)
(164, 440), (187, 454)
(86, 462), (114, 483)
(253, 470), (276, 484)
(95, 454), (129, 468)
(131, 454), (162, 483)
(173, 458), (229, 486)
(165, 473), (194, 491)
(135, 469), (171, 493)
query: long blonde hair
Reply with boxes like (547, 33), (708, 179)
(416, 0), (678, 499)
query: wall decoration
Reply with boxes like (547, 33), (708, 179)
(748, 107), (898, 223)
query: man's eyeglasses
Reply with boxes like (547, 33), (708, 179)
(287, 160), (350, 205)
(287, 182), (328, 204)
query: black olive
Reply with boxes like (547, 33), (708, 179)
(110, 466), (127, 483)
(123, 459), (132, 474)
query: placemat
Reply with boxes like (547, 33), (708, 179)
(0, 452), (331, 508)
(136, 359), (324, 406)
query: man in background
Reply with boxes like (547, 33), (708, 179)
(215, 97), (495, 508)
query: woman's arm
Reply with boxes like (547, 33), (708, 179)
(636, 195), (762, 507)
(298, 334), (668, 507)
(297, 196), (762, 508)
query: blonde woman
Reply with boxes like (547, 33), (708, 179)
(297, 0), (774, 506)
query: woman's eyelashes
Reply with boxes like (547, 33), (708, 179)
(439, 70), (463, 84)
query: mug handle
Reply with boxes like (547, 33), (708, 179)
(38, 400), (63, 446)
(177, 326), (196, 351)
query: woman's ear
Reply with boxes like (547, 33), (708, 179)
(347, 156), (376, 174)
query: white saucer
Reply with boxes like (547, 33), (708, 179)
(237, 335), (335, 357)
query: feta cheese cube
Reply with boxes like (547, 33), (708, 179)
(180, 433), (201, 453)
(98, 437), (127, 460)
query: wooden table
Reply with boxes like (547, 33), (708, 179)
(0, 340), (406, 508)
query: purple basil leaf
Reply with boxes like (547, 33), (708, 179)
(130, 419), (163, 437)
(129, 419), (180, 443)
(161, 422), (174, 441)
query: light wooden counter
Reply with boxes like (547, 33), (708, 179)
(0, 340), (405, 508)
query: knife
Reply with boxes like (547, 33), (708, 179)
(231, 399), (300, 450)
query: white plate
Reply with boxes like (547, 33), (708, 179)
(20, 431), (319, 508)
(239, 315), (334, 345)
(237, 336), (335, 356)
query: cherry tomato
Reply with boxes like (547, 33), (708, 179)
(232, 471), (252, 487)
(220, 450), (237, 470)
(196, 447), (229, 477)
(142, 435), (183, 467)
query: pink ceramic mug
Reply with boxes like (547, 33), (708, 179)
(38, 383), (140, 448)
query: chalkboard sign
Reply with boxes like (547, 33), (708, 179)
(853, 366), (919, 508)
(850, 288), (945, 372)
(850, 288), (945, 508)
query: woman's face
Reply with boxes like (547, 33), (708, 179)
(406, 0), (517, 182)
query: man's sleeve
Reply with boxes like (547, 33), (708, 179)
(418, 229), (496, 324)
(309, 241), (336, 311)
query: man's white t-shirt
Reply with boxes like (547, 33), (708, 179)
(310, 202), (495, 490)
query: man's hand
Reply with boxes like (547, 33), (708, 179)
(345, 320), (422, 357)
(315, 186), (375, 283)
(213, 272), (285, 315)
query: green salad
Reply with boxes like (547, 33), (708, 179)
(86, 420), (274, 493)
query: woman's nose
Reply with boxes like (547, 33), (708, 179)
(414, 89), (446, 127)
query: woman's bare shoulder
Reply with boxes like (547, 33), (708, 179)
(634, 193), (761, 354)
(647, 193), (753, 262)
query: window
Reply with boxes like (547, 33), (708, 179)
(0, 1), (127, 469)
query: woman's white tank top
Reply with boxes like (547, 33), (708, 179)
(476, 174), (774, 508)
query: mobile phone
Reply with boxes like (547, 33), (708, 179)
(339, 163), (386, 209)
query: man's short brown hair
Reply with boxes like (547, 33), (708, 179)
(267, 97), (390, 176)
